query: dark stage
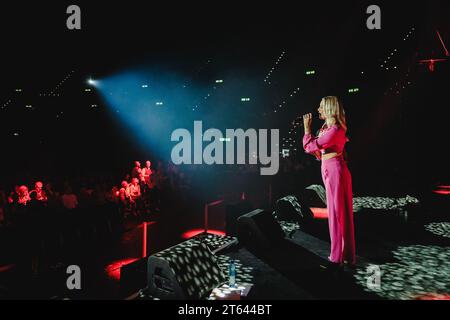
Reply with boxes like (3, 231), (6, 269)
(0, 0), (450, 303)
(1, 175), (449, 300)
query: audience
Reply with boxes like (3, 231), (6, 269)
(17, 185), (31, 206)
(61, 186), (78, 210)
(1, 155), (312, 225)
(29, 181), (48, 203)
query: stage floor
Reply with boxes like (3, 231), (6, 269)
(0, 192), (449, 300)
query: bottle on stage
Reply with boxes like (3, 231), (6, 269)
(228, 259), (236, 288)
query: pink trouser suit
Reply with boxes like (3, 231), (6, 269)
(303, 124), (355, 264)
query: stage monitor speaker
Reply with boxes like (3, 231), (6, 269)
(274, 195), (314, 224)
(225, 200), (252, 236)
(120, 258), (148, 297)
(304, 184), (327, 207)
(147, 242), (226, 300)
(205, 200), (226, 232)
(237, 209), (285, 250)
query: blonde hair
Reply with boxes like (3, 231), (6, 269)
(320, 96), (347, 131)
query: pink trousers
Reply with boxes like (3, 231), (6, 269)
(321, 156), (355, 264)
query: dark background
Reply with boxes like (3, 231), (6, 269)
(0, 0), (449, 195)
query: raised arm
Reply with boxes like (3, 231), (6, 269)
(303, 125), (341, 154)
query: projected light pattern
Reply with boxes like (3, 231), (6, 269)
(273, 190), (418, 224)
(306, 184), (327, 205)
(156, 234), (237, 256)
(153, 242), (226, 299)
(193, 233), (238, 252)
(278, 220), (300, 235)
(208, 284), (251, 300)
(148, 233), (251, 300)
(425, 222), (450, 239)
(149, 234), (236, 298)
(215, 255), (254, 284)
(208, 255), (254, 300)
(137, 290), (160, 300)
(274, 195), (304, 222)
(287, 184), (419, 214)
(354, 245), (450, 300)
(182, 229), (226, 239)
(352, 195), (419, 213)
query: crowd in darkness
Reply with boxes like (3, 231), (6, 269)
(0, 160), (198, 228)
(0, 154), (317, 227)
(0, 153), (317, 277)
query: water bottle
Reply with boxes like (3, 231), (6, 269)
(228, 259), (236, 288)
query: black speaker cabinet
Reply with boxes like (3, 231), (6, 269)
(275, 195), (314, 224)
(237, 209), (285, 250)
(120, 257), (148, 298)
(147, 242), (226, 300)
(225, 200), (252, 236)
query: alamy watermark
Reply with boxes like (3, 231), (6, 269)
(65, 6), (379, 31)
(366, 5), (381, 30)
(171, 121), (279, 175)
(66, 265), (81, 290)
(66, 5), (81, 30)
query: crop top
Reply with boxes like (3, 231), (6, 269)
(302, 124), (349, 159)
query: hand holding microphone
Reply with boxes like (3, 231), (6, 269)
(302, 113), (312, 134)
